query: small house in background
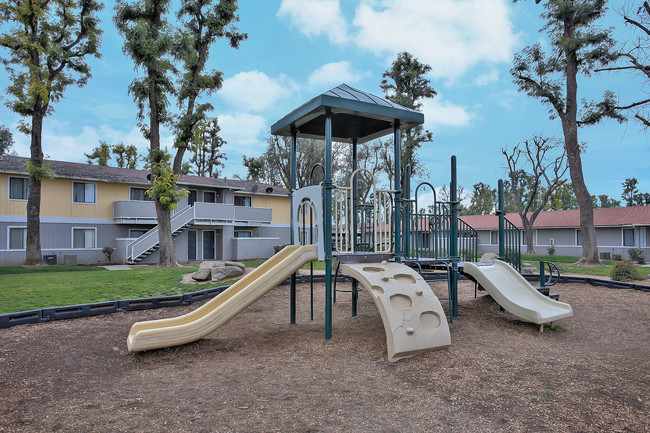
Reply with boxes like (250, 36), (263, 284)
(0, 155), (291, 266)
(461, 206), (650, 259)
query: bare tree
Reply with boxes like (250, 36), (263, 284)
(502, 136), (569, 254)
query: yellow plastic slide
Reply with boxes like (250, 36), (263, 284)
(463, 260), (573, 325)
(127, 244), (318, 352)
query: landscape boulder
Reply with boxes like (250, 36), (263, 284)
(479, 253), (498, 264)
(191, 260), (246, 282)
(191, 261), (223, 281)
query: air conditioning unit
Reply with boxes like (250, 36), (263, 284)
(600, 252), (611, 260)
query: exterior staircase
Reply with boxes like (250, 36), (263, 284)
(126, 205), (195, 264)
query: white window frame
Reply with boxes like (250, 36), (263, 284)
(203, 191), (216, 203)
(234, 195), (252, 207)
(72, 227), (97, 249)
(640, 227), (646, 247)
(129, 229), (148, 238)
(622, 228), (635, 247)
(129, 186), (151, 201)
(8, 176), (29, 201)
(7, 226), (27, 250)
(72, 182), (97, 204)
(490, 230), (498, 245)
(576, 229), (582, 246)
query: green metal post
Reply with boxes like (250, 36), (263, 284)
(290, 130), (297, 324)
(404, 164), (411, 259)
(394, 121), (402, 262)
(540, 261), (546, 288)
(497, 179), (505, 260)
(450, 156), (459, 318)
(352, 137), (358, 317)
(324, 109), (333, 340)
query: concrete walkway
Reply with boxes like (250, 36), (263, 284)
(102, 265), (133, 271)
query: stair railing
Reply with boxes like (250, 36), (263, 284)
(127, 205), (195, 262)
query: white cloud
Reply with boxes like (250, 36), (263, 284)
(9, 119), (168, 165)
(307, 61), (367, 89)
(352, 0), (518, 82)
(474, 69), (500, 86)
(421, 97), (474, 129)
(219, 71), (292, 113)
(278, 0), (348, 45)
(218, 112), (268, 153)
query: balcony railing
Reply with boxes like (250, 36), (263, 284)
(114, 200), (272, 225)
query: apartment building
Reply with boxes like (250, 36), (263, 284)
(0, 155), (290, 266)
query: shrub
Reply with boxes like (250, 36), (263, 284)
(612, 253), (622, 261)
(102, 246), (114, 264)
(547, 246), (555, 256)
(628, 248), (646, 264)
(609, 261), (643, 282)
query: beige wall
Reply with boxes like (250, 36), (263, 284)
(1, 174), (129, 218)
(252, 194), (290, 224)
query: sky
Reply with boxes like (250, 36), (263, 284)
(0, 0), (648, 207)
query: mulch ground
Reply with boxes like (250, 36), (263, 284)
(0, 280), (648, 432)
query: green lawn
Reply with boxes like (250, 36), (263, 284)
(521, 254), (650, 278)
(0, 265), (224, 314)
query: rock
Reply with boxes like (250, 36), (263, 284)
(212, 265), (245, 282)
(521, 265), (538, 274)
(479, 253), (498, 263)
(192, 261), (225, 281)
(225, 261), (245, 271)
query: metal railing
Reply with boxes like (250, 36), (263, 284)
(502, 217), (521, 272)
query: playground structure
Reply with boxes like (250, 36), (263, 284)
(127, 84), (572, 361)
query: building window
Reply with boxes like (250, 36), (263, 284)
(129, 229), (148, 238)
(203, 191), (216, 203)
(234, 231), (252, 238)
(490, 231), (498, 245)
(73, 182), (96, 204)
(130, 187), (151, 201)
(576, 230), (582, 246)
(73, 228), (96, 248)
(9, 177), (29, 200)
(623, 228), (635, 247)
(8, 227), (27, 249)
(234, 195), (251, 207)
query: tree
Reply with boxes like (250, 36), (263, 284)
(189, 118), (226, 177)
(244, 136), (348, 189)
(544, 182), (579, 211)
(511, 0), (621, 264)
(1, 0), (102, 265)
(380, 52), (437, 183)
(593, 194), (620, 208)
(242, 155), (264, 182)
(468, 182), (496, 215)
(116, 0), (244, 268)
(596, 1), (650, 129)
(85, 141), (111, 166)
(171, 0), (245, 174)
(112, 143), (140, 169)
(622, 177), (650, 205)
(115, 0), (179, 267)
(503, 136), (569, 254)
(0, 125), (14, 155)
(435, 184), (469, 215)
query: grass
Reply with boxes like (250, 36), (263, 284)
(0, 264), (104, 275)
(521, 254), (650, 279)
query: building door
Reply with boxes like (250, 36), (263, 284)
(188, 189), (198, 206)
(188, 230), (197, 261)
(203, 230), (215, 260)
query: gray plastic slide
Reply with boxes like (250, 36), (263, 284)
(463, 260), (573, 325)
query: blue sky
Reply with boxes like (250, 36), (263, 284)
(0, 0), (647, 204)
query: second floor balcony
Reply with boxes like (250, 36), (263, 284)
(113, 201), (272, 225)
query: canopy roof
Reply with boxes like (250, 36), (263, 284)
(271, 84), (424, 144)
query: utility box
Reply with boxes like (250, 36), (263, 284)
(43, 255), (57, 265)
(599, 252), (611, 260)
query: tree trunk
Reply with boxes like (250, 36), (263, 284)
(24, 109), (46, 266)
(562, 20), (599, 265)
(154, 198), (180, 268)
(523, 225), (535, 255)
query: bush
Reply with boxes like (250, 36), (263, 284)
(612, 253), (622, 261)
(102, 246), (114, 264)
(628, 248), (646, 264)
(547, 246), (555, 256)
(609, 261), (643, 282)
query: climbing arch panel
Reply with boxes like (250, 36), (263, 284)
(340, 262), (451, 362)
